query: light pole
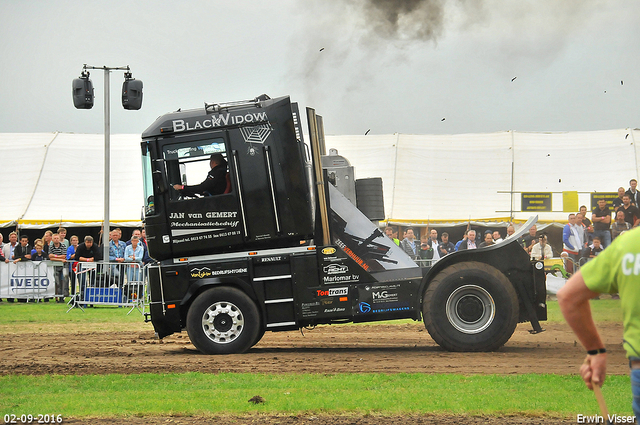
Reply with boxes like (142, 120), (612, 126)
(73, 65), (143, 262)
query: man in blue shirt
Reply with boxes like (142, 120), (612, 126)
(109, 229), (126, 281)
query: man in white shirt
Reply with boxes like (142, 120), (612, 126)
(458, 230), (478, 250)
(429, 229), (440, 261)
(2, 232), (18, 263)
(530, 235), (553, 260)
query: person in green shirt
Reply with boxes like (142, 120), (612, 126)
(384, 226), (400, 246)
(558, 227), (640, 421)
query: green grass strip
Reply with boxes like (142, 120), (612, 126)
(0, 301), (144, 325)
(0, 373), (633, 417)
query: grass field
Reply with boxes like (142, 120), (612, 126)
(0, 299), (633, 419)
(0, 373), (633, 417)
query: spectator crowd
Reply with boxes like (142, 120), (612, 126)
(0, 226), (152, 303)
(386, 179), (640, 271)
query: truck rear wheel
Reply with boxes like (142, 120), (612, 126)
(423, 262), (519, 352)
(186, 286), (260, 354)
(252, 327), (266, 348)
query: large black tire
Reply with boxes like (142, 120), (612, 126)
(186, 287), (260, 354)
(423, 261), (519, 352)
(252, 327), (266, 348)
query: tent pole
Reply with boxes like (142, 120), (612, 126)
(630, 128), (639, 178)
(510, 130), (515, 222)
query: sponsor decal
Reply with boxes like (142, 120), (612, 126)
(368, 304), (410, 314)
(322, 274), (360, 284)
(162, 235), (170, 243)
(301, 301), (321, 318)
(339, 297), (348, 302)
(240, 124), (273, 156)
(171, 211), (237, 219)
(172, 112), (269, 133)
(10, 268), (50, 289)
(357, 283), (411, 314)
(373, 290), (399, 301)
(170, 212), (240, 233)
(260, 256), (282, 262)
(1, 262), (56, 299)
(190, 267), (247, 278)
(323, 307), (346, 313)
(322, 247), (336, 255)
(335, 238), (370, 271)
(316, 287), (348, 297)
(358, 302), (371, 313)
(323, 264), (348, 275)
(173, 229), (241, 244)
(171, 222), (239, 230)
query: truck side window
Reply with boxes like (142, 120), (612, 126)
(141, 144), (155, 215)
(163, 138), (228, 201)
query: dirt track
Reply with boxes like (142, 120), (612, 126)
(0, 321), (628, 376)
(1, 321), (628, 424)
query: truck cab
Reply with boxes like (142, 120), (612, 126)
(141, 94), (547, 354)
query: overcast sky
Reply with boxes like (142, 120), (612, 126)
(1, 0), (638, 136)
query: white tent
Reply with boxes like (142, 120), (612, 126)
(1, 129), (638, 229)
(324, 129), (640, 226)
(0, 133), (143, 229)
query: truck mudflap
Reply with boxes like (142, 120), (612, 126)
(420, 216), (547, 334)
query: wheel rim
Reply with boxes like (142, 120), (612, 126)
(201, 301), (244, 344)
(445, 284), (495, 334)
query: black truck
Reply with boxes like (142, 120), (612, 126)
(140, 94), (546, 354)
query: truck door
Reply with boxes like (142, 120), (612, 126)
(227, 129), (279, 242)
(161, 133), (244, 258)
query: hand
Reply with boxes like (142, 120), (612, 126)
(173, 184), (183, 190)
(581, 354), (607, 390)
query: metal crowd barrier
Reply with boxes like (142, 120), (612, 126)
(67, 261), (149, 314)
(415, 258), (439, 268)
(544, 254), (592, 278)
(0, 261), (56, 302)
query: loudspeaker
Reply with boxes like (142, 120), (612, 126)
(72, 75), (94, 109)
(122, 78), (143, 110)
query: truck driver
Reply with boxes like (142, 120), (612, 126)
(173, 153), (228, 197)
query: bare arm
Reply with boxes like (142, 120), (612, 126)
(557, 271), (607, 389)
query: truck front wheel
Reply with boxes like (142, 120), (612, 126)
(186, 286), (260, 354)
(423, 262), (519, 352)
